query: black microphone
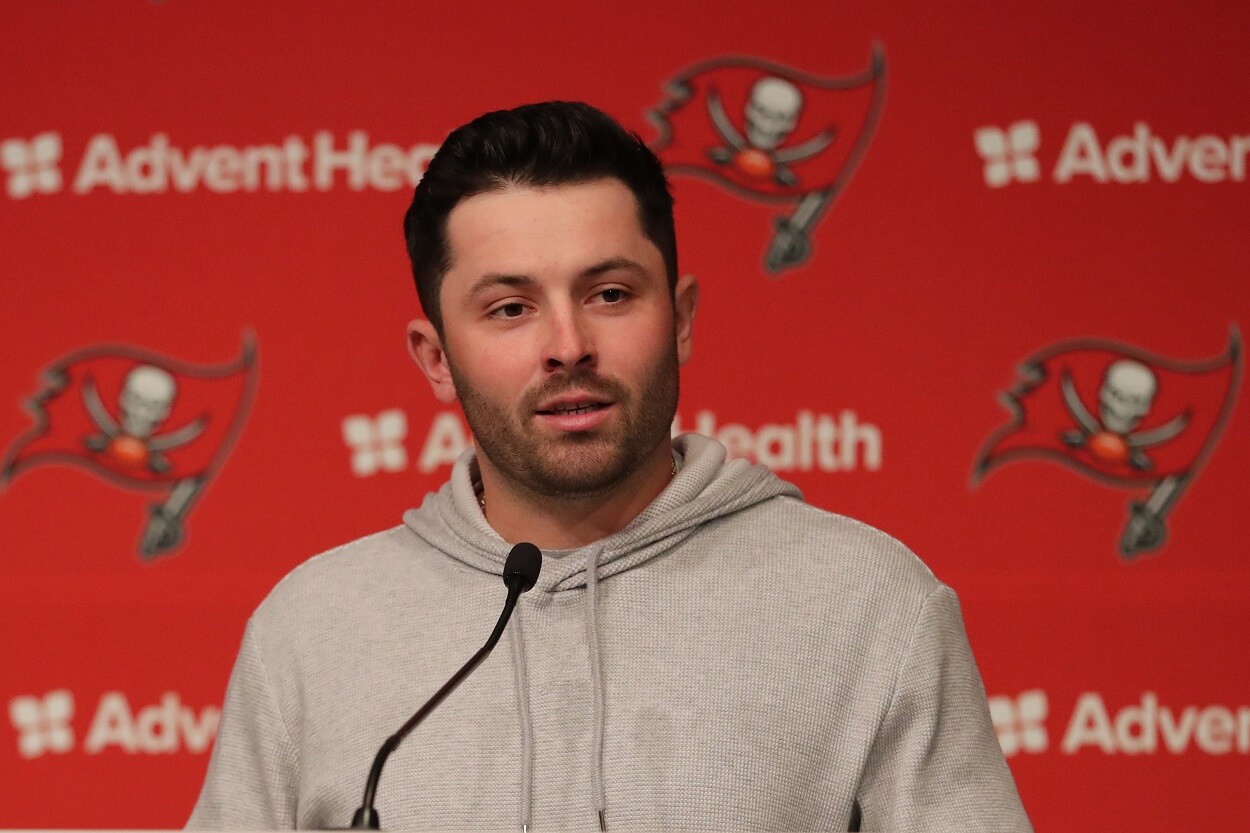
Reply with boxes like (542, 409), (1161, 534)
(349, 542), (543, 830)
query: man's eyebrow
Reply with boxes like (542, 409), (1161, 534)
(581, 257), (647, 278)
(467, 258), (648, 299)
(466, 273), (539, 299)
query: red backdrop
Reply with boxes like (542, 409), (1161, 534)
(2, 2), (1247, 828)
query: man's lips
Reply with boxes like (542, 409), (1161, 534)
(534, 395), (613, 415)
(533, 395), (614, 431)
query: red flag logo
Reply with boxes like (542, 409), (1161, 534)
(1, 335), (259, 559)
(649, 47), (886, 273)
(974, 329), (1242, 558)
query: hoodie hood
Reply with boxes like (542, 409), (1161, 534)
(402, 433), (801, 592)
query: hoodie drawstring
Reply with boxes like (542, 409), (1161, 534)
(508, 545), (611, 831)
(584, 546), (609, 831)
(509, 607), (534, 832)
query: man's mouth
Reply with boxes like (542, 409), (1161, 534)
(537, 401), (610, 416)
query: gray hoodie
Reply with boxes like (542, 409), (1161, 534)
(188, 434), (1030, 831)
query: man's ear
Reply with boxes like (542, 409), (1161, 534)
(674, 273), (699, 366)
(407, 319), (458, 404)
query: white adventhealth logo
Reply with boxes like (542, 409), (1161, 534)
(2, 131), (439, 199)
(1053, 122), (1250, 183)
(1, 132), (64, 198)
(974, 122), (1041, 188)
(82, 691), (219, 754)
(975, 120), (1250, 187)
(1061, 691), (1250, 755)
(342, 409), (409, 477)
(340, 410), (470, 476)
(9, 690), (75, 758)
(672, 409), (882, 472)
(8, 690), (219, 757)
(985, 690), (1250, 757)
(988, 689), (1049, 756)
(69, 132), (437, 195)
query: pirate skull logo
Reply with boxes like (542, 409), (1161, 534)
(706, 75), (835, 187)
(744, 77), (802, 149)
(83, 364), (207, 474)
(1060, 360), (1189, 470)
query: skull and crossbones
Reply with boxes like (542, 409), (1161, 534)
(706, 76), (835, 186)
(1060, 360), (1188, 470)
(83, 365), (206, 473)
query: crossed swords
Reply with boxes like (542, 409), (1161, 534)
(704, 88), (839, 274)
(82, 376), (208, 559)
(1058, 371), (1192, 558)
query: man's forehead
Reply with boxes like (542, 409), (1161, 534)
(442, 179), (656, 286)
(447, 178), (642, 233)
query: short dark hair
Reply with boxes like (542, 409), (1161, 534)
(403, 101), (677, 333)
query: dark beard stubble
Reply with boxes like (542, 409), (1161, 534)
(449, 344), (680, 500)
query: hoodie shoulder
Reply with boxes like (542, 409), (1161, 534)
(792, 496), (938, 584)
(714, 492), (944, 611)
(250, 525), (426, 629)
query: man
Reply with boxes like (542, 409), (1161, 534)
(189, 101), (1030, 831)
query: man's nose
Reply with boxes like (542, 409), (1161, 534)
(542, 308), (596, 372)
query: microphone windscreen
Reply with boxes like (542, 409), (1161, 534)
(503, 542), (542, 592)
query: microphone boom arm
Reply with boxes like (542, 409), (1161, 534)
(349, 542), (542, 830)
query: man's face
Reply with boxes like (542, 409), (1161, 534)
(417, 178), (695, 499)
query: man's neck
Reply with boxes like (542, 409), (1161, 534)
(475, 443), (676, 550)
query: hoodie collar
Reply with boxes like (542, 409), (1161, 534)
(402, 433), (802, 593)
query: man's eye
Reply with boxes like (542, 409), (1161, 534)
(599, 288), (626, 303)
(491, 302), (526, 318)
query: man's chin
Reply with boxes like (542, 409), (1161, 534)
(530, 472), (632, 499)
(527, 425), (622, 450)
(523, 445), (636, 497)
